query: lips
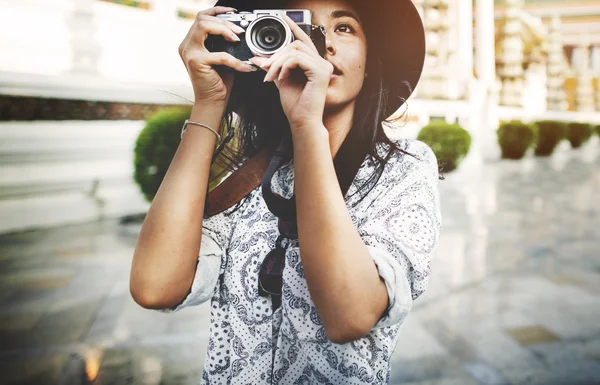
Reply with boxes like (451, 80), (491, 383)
(331, 63), (343, 76)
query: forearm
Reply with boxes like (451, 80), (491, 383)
(292, 126), (388, 343)
(130, 102), (225, 309)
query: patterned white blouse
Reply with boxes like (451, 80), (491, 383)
(165, 138), (441, 384)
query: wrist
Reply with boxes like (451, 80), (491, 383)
(191, 101), (227, 120)
(189, 102), (227, 134)
(290, 121), (327, 137)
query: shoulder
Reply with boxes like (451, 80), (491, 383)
(387, 138), (437, 164)
(374, 139), (439, 181)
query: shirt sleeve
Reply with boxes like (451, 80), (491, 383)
(357, 140), (442, 329)
(160, 207), (236, 313)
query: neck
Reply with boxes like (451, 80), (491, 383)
(323, 101), (356, 157)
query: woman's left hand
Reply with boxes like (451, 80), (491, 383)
(250, 16), (333, 134)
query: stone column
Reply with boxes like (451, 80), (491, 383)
(498, 0), (524, 107)
(475, 0), (499, 161)
(67, 0), (102, 75)
(418, 0), (453, 99)
(457, 0), (474, 99)
(412, 0), (425, 98)
(594, 46), (600, 111)
(475, 0), (496, 90)
(576, 38), (594, 112)
(546, 15), (566, 111)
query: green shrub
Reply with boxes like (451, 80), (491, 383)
(566, 122), (593, 148)
(533, 120), (566, 156)
(497, 120), (536, 160)
(417, 122), (471, 172)
(133, 107), (232, 202)
(594, 124), (600, 137)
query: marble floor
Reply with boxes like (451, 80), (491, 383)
(1, 140), (599, 385)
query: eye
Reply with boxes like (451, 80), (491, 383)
(335, 23), (356, 34)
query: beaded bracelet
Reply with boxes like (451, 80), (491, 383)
(181, 119), (222, 147)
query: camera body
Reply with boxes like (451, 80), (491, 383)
(206, 9), (327, 63)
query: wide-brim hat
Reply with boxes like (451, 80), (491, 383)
(212, 0), (425, 115)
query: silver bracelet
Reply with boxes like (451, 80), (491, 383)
(181, 119), (222, 146)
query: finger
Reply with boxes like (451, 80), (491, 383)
(277, 53), (320, 82)
(249, 41), (311, 70)
(203, 51), (257, 73)
(191, 19), (242, 47)
(197, 14), (245, 35)
(198, 6), (237, 17)
(266, 51), (319, 82)
(263, 51), (297, 82)
(249, 56), (269, 68)
(277, 56), (299, 82)
(249, 49), (287, 70)
(282, 15), (318, 53)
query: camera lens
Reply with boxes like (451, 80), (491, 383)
(257, 26), (282, 49)
(248, 17), (289, 54)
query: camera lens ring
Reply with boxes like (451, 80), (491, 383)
(245, 15), (293, 57)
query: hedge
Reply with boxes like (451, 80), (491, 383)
(417, 121), (471, 172)
(566, 122), (593, 148)
(133, 108), (233, 202)
(497, 120), (537, 160)
(533, 120), (566, 156)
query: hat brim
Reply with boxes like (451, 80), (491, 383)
(211, 0), (425, 115)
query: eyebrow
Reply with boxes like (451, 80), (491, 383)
(330, 10), (361, 24)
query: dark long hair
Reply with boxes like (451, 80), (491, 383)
(210, 47), (412, 206)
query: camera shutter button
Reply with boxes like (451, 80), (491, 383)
(240, 20), (249, 27)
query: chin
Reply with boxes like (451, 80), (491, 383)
(325, 81), (362, 110)
(325, 92), (357, 111)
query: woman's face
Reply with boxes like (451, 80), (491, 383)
(288, 0), (368, 109)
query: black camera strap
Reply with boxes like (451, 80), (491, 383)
(260, 127), (368, 309)
(262, 129), (366, 236)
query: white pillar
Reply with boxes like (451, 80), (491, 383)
(498, 0), (524, 107)
(474, 0), (499, 162)
(418, 0), (453, 100)
(593, 46), (600, 111)
(457, 0), (474, 98)
(67, 0), (102, 75)
(546, 15), (566, 111)
(576, 38), (595, 112)
(592, 46), (600, 75)
(476, 0), (496, 89)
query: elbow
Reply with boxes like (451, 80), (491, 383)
(324, 316), (375, 345)
(129, 280), (181, 310)
(130, 285), (164, 310)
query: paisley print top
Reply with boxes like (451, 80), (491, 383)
(165, 139), (441, 384)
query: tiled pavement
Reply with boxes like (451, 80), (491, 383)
(1, 140), (600, 385)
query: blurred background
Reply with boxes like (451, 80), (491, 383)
(1, 0), (599, 384)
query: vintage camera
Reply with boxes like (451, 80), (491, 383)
(206, 10), (327, 64)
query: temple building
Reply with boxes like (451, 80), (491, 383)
(0, 0), (599, 232)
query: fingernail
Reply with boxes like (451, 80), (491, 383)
(244, 63), (258, 72)
(232, 34), (240, 42)
(234, 26), (245, 34)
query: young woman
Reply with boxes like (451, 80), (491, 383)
(130, 0), (441, 383)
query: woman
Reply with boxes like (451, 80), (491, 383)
(130, 0), (441, 383)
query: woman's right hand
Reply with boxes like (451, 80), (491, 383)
(179, 6), (257, 104)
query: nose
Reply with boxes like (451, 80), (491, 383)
(325, 35), (336, 55)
